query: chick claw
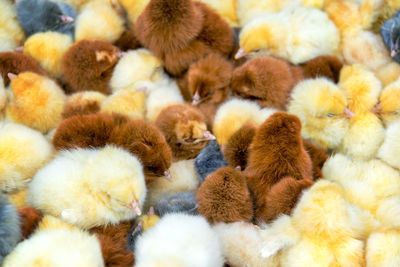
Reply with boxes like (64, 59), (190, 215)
(130, 200), (142, 216)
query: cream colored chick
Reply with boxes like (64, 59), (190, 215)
(374, 78), (400, 126)
(135, 213), (224, 267)
(144, 159), (198, 209)
(213, 98), (277, 146)
(3, 218), (104, 267)
(118, 0), (149, 25)
(323, 153), (400, 227)
(101, 88), (146, 119)
(366, 227), (400, 267)
(0, 121), (52, 193)
(288, 78), (352, 149)
(75, 0), (124, 43)
(338, 64), (384, 160)
(236, 6), (340, 64)
(0, 0), (25, 52)
(28, 145), (147, 229)
(198, 0), (238, 27)
(23, 31), (73, 78)
(109, 49), (164, 93)
(6, 72), (66, 133)
(260, 180), (379, 267)
(378, 120), (400, 169)
(62, 91), (106, 119)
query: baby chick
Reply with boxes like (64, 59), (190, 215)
(62, 91), (106, 119)
(373, 78), (400, 127)
(231, 57), (303, 110)
(28, 145), (147, 229)
(154, 192), (198, 216)
(196, 166), (253, 224)
(0, 52), (46, 86)
(0, 0), (25, 52)
(299, 55), (343, 83)
(101, 88), (146, 119)
(75, 0), (124, 43)
(198, 0), (238, 27)
(287, 78), (352, 149)
(0, 195), (21, 266)
(16, 0), (76, 37)
(194, 140), (227, 183)
(62, 40), (120, 94)
(0, 122), (52, 193)
(237, 7), (340, 64)
(23, 31), (73, 78)
(6, 72), (66, 133)
(118, 0), (149, 25)
(381, 10), (400, 63)
(135, 213), (224, 267)
(155, 103), (215, 161)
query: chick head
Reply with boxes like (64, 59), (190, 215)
(288, 78), (352, 149)
(374, 79), (400, 126)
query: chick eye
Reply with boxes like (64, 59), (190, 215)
(326, 113), (336, 117)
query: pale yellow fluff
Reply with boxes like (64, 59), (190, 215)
(109, 49), (164, 93)
(36, 215), (75, 232)
(75, 0), (124, 43)
(0, 122), (53, 193)
(375, 62), (400, 88)
(198, 0), (238, 27)
(288, 78), (350, 149)
(6, 72), (67, 134)
(118, 0), (149, 25)
(378, 120), (400, 169)
(28, 145), (147, 229)
(378, 79), (400, 127)
(239, 6), (340, 64)
(213, 98), (277, 146)
(145, 159), (198, 209)
(9, 189), (28, 208)
(101, 88), (146, 118)
(366, 227), (400, 267)
(23, 32), (73, 78)
(3, 226), (104, 267)
(0, 0), (25, 52)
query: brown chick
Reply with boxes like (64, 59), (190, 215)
(196, 166), (253, 224)
(302, 139), (329, 180)
(223, 122), (257, 171)
(244, 112), (312, 223)
(61, 40), (120, 94)
(231, 57), (303, 110)
(155, 103), (215, 161)
(135, 0), (234, 76)
(17, 206), (42, 239)
(299, 55), (343, 83)
(0, 52), (46, 86)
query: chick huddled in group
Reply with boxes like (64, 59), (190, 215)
(195, 140), (227, 182)
(28, 145), (147, 229)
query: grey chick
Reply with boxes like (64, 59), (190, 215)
(195, 140), (227, 184)
(381, 10), (400, 63)
(16, 0), (76, 37)
(0, 194), (21, 265)
(154, 192), (198, 217)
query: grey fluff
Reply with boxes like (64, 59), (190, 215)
(154, 192), (198, 217)
(0, 194), (21, 265)
(17, 0), (77, 37)
(126, 220), (143, 252)
(195, 140), (227, 184)
(381, 10), (400, 63)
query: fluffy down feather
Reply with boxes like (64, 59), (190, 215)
(0, 122), (52, 193)
(0, 0), (25, 52)
(135, 213), (224, 267)
(154, 192), (198, 216)
(28, 145), (147, 229)
(194, 140), (227, 183)
(366, 228), (400, 267)
(0, 195), (21, 265)
(375, 78), (400, 126)
(6, 72), (66, 133)
(101, 88), (146, 119)
(378, 120), (400, 169)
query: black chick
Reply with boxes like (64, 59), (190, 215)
(381, 10), (400, 63)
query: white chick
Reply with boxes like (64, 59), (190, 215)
(0, 121), (53, 193)
(135, 213), (224, 267)
(28, 145), (147, 229)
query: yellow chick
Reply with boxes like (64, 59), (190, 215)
(23, 31), (73, 78)
(288, 78), (352, 149)
(0, 0), (25, 52)
(373, 78), (400, 127)
(338, 64), (384, 160)
(3, 218), (104, 267)
(0, 121), (53, 193)
(236, 6), (340, 64)
(118, 0), (150, 25)
(198, 0), (239, 27)
(375, 62), (400, 87)
(109, 49), (164, 93)
(75, 0), (124, 43)
(6, 72), (66, 134)
(62, 91), (107, 119)
(101, 88), (146, 119)
(366, 227), (400, 267)
(27, 145), (147, 229)
(213, 98), (277, 146)
(260, 180), (379, 267)
(137, 207), (160, 231)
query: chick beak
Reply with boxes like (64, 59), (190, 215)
(343, 108), (354, 118)
(234, 47), (247, 60)
(371, 103), (382, 114)
(192, 92), (200, 105)
(164, 170), (173, 182)
(60, 15), (74, 24)
(117, 51), (127, 58)
(132, 221), (143, 236)
(15, 46), (24, 53)
(7, 73), (17, 81)
(202, 131), (216, 141)
(391, 49), (398, 58)
(137, 86), (147, 93)
(130, 200), (142, 216)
